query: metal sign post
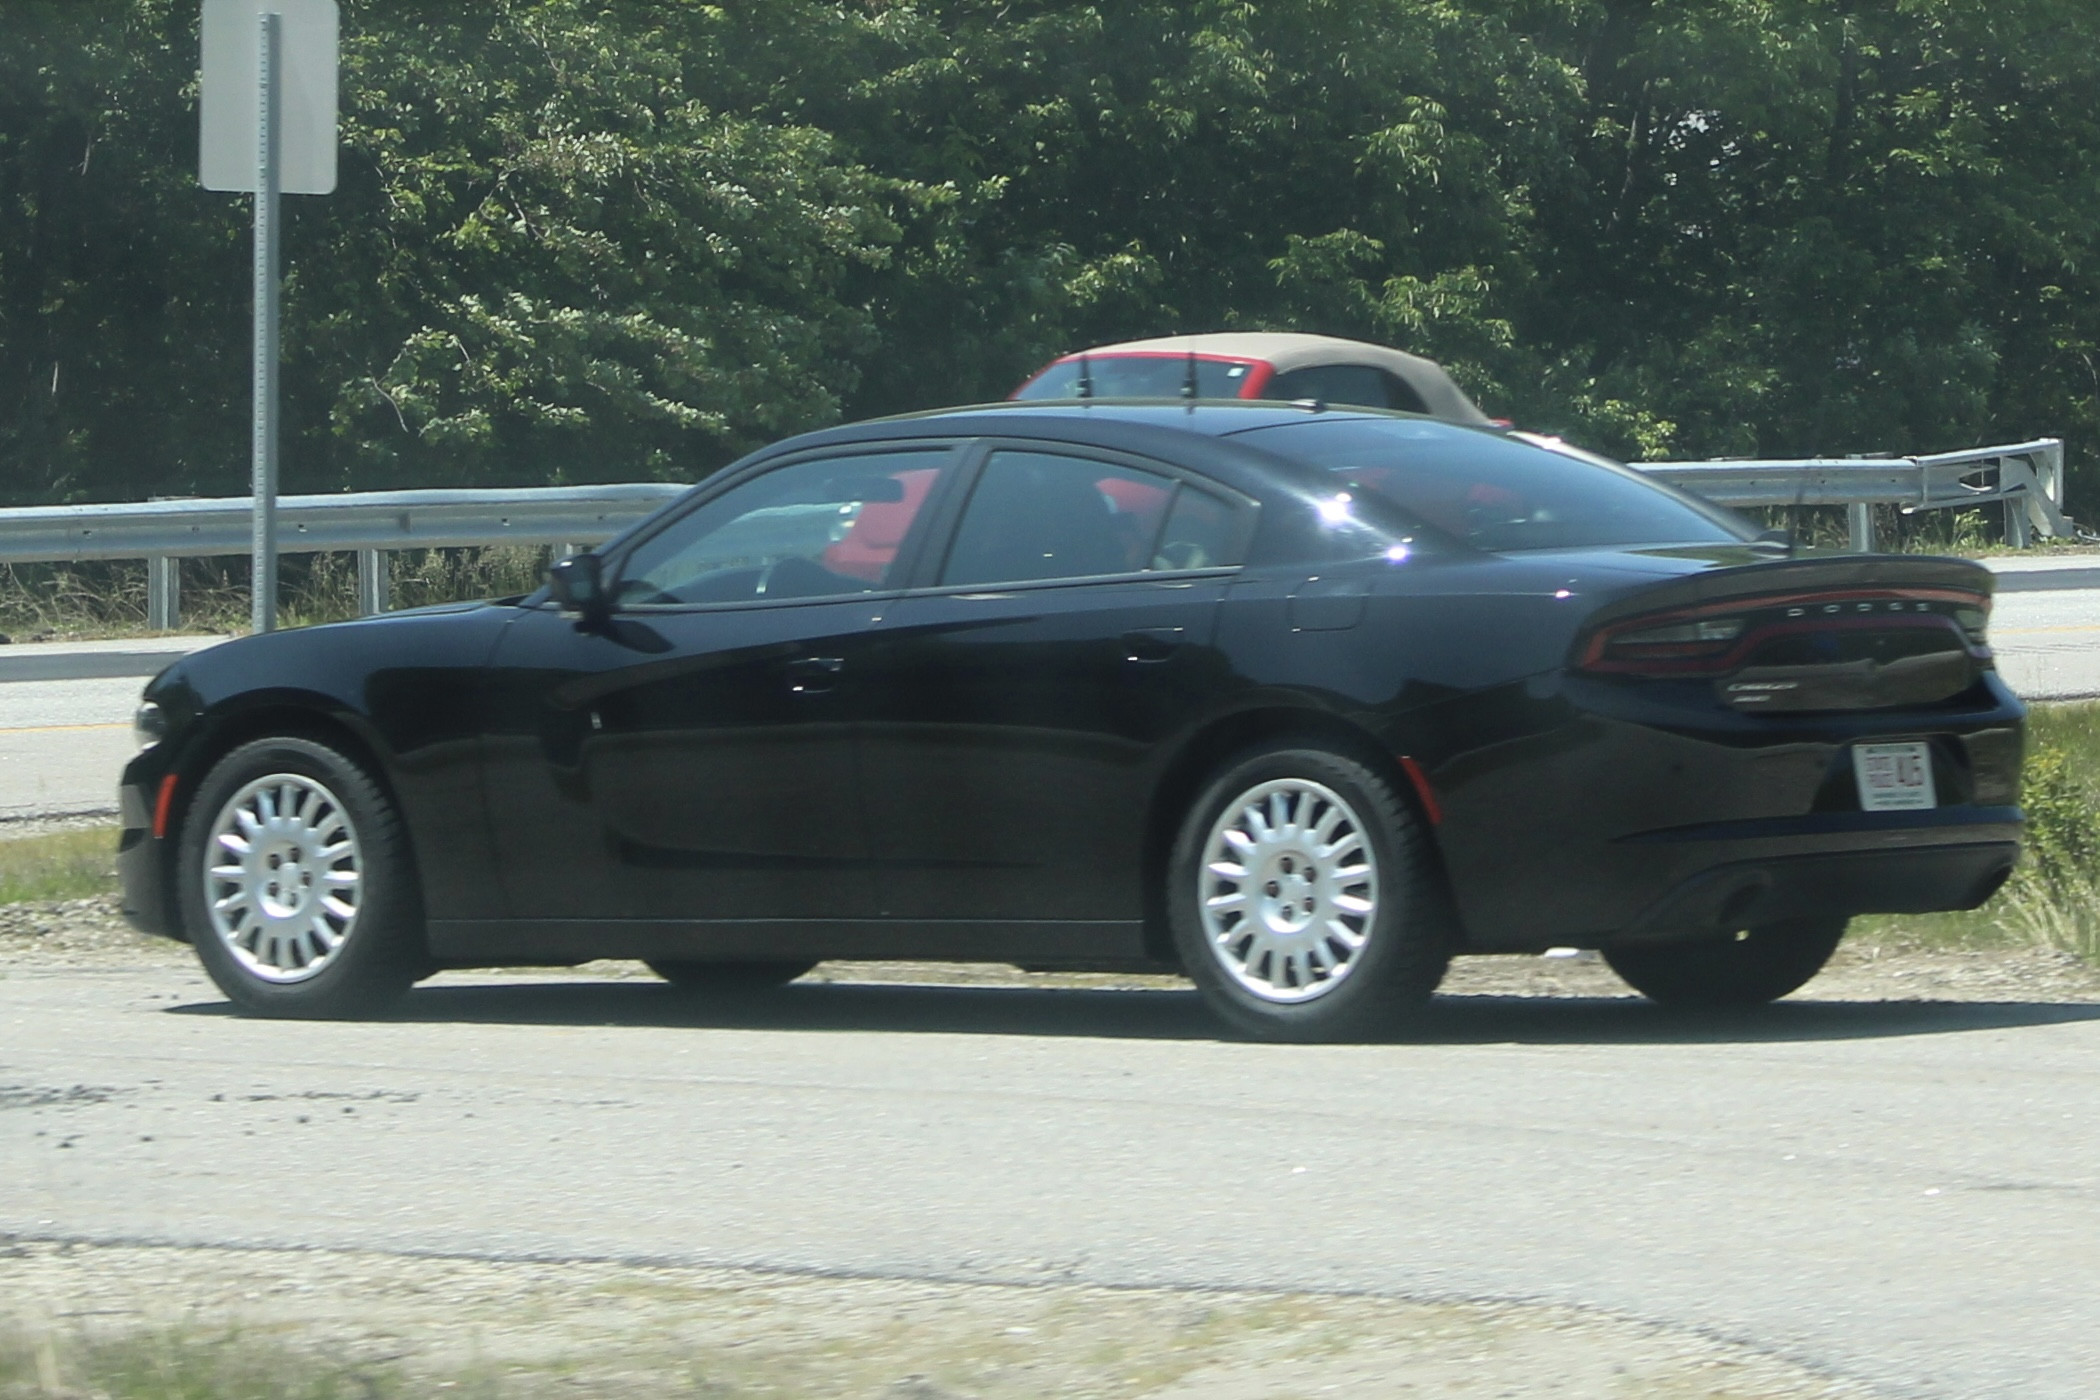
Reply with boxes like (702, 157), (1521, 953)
(199, 0), (337, 633)
(251, 12), (281, 632)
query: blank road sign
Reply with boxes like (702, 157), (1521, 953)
(199, 0), (339, 195)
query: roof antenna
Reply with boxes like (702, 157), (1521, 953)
(1077, 353), (1095, 400)
(1182, 348), (1199, 401)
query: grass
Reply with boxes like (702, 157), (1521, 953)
(0, 546), (554, 642)
(0, 1327), (456, 1400)
(0, 826), (120, 904)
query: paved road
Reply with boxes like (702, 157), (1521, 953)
(2, 965), (2097, 1398)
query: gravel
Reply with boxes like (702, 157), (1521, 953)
(8, 895), (2099, 1003)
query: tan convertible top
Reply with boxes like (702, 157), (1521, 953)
(1063, 332), (1492, 425)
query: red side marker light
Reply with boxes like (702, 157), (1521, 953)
(1398, 755), (1444, 826)
(152, 773), (179, 840)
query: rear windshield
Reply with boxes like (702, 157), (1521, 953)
(1236, 417), (1747, 553)
(1015, 355), (1256, 400)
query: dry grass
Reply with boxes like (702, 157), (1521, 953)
(0, 825), (119, 905)
(0, 546), (553, 642)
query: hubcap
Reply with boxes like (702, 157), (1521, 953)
(203, 773), (363, 984)
(1197, 778), (1379, 1003)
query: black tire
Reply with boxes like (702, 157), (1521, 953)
(1167, 743), (1450, 1042)
(178, 736), (426, 1018)
(1603, 916), (1848, 1008)
(645, 959), (818, 993)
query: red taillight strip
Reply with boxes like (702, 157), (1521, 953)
(152, 773), (179, 840)
(1398, 755), (1444, 825)
(1581, 587), (1988, 674)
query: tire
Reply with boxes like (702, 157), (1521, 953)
(178, 736), (426, 1018)
(645, 960), (817, 993)
(1603, 916), (1848, 1009)
(1168, 743), (1450, 1041)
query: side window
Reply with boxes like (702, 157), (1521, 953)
(941, 452), (1175, 586)
(1265, 364), (1392, 410)
(615, 450), (948, 606)
(1153, 486), (1244, 570)
(1379, 371), (1430, 415)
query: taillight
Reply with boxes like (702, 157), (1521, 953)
(1580, 590), (1988, 677)
(1602, 616), (1746, 662)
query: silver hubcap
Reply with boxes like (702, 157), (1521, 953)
(203, 773), (363, 983)
(1198, 778), (1379, 1003)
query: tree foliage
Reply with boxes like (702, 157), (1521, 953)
(2, 0), (2096, 505)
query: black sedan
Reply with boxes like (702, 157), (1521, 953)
(118, 402), (2025, 1039)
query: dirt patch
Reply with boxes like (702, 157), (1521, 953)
(1, 1239), (1871, 1399)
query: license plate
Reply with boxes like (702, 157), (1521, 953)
(1854, 741), (1937, 811)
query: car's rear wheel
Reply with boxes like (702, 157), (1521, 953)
(179, 736), (425, 1018)
(1602, 916), (1848, 1008)
(645, 960), (817, 993)
(1168, 744), (1449, 1041)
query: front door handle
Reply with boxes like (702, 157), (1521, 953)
(785, 656), (845, 695)
(1122, 628), (1184, 663)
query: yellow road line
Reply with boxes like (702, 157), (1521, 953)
(0, 722), (130, 735)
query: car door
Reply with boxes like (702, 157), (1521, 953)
(481, 446), (957, 928)
(855, 445), (1254, 924)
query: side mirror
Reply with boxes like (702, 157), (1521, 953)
(547, 553), (607, 617)
(1754, 527), (1794, 548)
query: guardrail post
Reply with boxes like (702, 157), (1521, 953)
(1846, 502), (1875, 553)
(146, 555), (180, 631)
(2006, 494), (2033, 549)
(355, 547), (388, 615)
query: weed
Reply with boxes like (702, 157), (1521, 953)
(0, 826), (119, 904)
(0, 546), (555, 641)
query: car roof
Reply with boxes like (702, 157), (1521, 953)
(1039, 332), (1492, 426)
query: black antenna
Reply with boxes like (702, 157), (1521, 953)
(1076, 353), (1094, 400)
(1182, 348), (1199, 400)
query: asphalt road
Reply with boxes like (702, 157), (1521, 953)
(3, 964), (2097, 1398)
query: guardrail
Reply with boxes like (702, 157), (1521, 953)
(1641, 438), (2070, 551)
(0, 437), (2070, 628)
(0, 483), (685, 628)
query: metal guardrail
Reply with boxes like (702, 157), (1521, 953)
(0, 483), (686, 628)
(1642, 438), (2070, 551)
(0, 437), (2070, 628)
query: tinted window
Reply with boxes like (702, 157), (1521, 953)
(942, 452), (1177, 585)
(616, 450), (948, 605)
(1154, 486), (1243, 570)
(1239, 418), (1745, 553)
(1014, 356), (1257, 400)
(1263, 365), (1398, 411)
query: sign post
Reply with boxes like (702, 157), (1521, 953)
(199, 0), (337, 633)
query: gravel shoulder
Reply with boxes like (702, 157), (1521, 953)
(3, 1238), (1875, 1400)
(8, 895), (2099, 1004)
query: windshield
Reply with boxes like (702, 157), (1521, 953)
(1014, 355), (1257, 400)
(1237, 417), (1748, 553)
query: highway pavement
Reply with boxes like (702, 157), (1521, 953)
(3, 964), (2098, 1398)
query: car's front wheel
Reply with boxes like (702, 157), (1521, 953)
(179, 736), (426, 1018)
(1168, 744), (1449, 1041)
(1602, 916), (1848, 1008)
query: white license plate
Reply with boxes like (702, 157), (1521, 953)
(1854, 741), (1937, 811)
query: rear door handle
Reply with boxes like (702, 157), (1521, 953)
(785, 656), (845, 694)
(1122, 628), (1184, 663)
